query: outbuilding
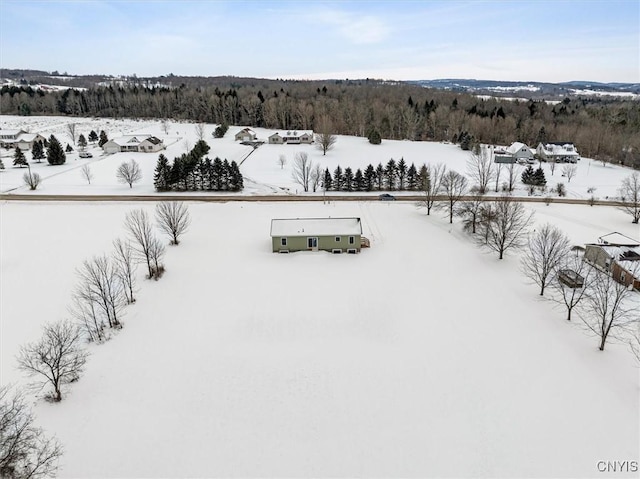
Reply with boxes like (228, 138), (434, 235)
(270, 217), (363, 253)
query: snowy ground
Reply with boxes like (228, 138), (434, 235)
(1, 197), (638, 478)
(0, 115), (634, 200)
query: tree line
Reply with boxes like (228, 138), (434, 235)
(2, 79), (639, 167)
(153, 140), (243, 192)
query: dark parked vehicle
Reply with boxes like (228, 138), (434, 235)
(378, 193), (396, 201)
(79, 152), (93, 158)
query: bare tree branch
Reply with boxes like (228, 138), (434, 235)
(521, 224), (571, 295)
(155, 202), (191, 245)
(116, 160), (142, 188)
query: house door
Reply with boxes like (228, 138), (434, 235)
(307, 237), (318, 251)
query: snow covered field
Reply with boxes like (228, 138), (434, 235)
(1, 197), (638, 478)
(0, 115), (635, 200)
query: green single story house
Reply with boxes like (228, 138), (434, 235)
(270, 217), (363, 253)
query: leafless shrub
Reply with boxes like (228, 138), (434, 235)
(23, 170), (41, 190)
(113, 238), (137, 303)
(116, 159), (142, 188)
(278, 154), (287, 169)
(81, 164), (93, 185)
(562, 164), (577, 182)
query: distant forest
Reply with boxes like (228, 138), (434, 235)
(1, 76), (639, 167)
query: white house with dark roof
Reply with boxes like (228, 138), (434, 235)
(268, 131), (314, 145)
(536, 142), (580, 162)
(506, 142), (534, 161)
(102, 135), (164, 154)
(270, 217), (363, 253)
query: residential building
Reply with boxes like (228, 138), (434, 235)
(536, 142), (580, 163)
(102, 135), (164, 154)
(584, 232), (640, 290)
(234, 128), (257, 142)
(270, 217), (363, 253)
(268, 131), (314, 145)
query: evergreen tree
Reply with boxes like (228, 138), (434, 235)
(533, 167), (547, 187)
(375, 163), (384, 190)
(343, 167), (354, 192)
(407, 163), (418, 190)
(385, 159), (397, 190)
(0, 158), (4, 169)
(368, 128), (382, 145)
(460, 132), (472, 150)
(364, 164), (376, 191)
(354, 168), (364, 191)
(65, 144), (73, 153)
(46, 135), (66, 165)
(229, 160), (243, 191)
(397, 157), (407, 190)
(192, 139), (210, 159)
(98, 130), (108, 147)
(78, 134), (87, 149)
(214, 123), (228, 138)
(418, 164), (429, 189)
(212, 157), (224, 190)
(222, 159), (231, 190)
(333, 165), (343, 191)
(201, 157), (213, 190)
(88, 130), (99, 143)
(153, 154), (172, 191)
(536, 126), (547, 145)
(521, 165), (535, 185)
(322, 168), (332, 191)
(31, 140), (45, 162)
(13, 147), (28, 167)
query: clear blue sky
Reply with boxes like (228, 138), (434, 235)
(1, 0), (638, 83)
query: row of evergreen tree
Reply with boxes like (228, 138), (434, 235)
(322, 159), (428, 192)
(153, 140), (243, 192)
(521, 165), (547, 186)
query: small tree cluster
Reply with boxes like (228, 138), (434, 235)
(521, 165), (546, 187)
(213, 123), (229, 138)
(154, 141), (242, 192)
(46, 135), (66, 165)
(322, 159), (423, 192)
(367, 128), (382, 145)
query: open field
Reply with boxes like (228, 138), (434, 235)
(1, 199), (638, 478)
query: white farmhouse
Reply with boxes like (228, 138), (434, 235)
(102, 135), (164, 154)
(536, 142), (580, 163)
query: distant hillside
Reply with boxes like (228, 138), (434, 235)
(410, 79), (640, 99)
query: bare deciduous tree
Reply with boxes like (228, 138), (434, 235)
(76, 255), (124, 329)
(195, 122), (206, 141)
(291, 151), (312, 192)
(549, 160), (557, 176)
(466, 147), (493, 194)
(116, 159), (142, 188)
(161, 119), (170, 135)
(479, 195), (534, 259)
(494, 163), (502, 192)
(505, 163), (520, 192)
(552, 248), (595, 322)
(521, 224), (570, 295)
(439, 170), (468, 223)
(66, 123), (77, 145)
(0, 386), (62, 478)
(81, 164), (93, 185)
(70, 285), (105, 342)
(17, 320), (89, 402)
(418, 163), (445, 215)
(155, 201), (191, 245)
(125, 209), (155, 278)
(580, 268), (638, 351)
(315, 115), (337, 155)
(310, 164), (323, 193)
(148, 236), (166, 280)
(278, 154), (287, 169)
(458, 190), (484, 234)
(618, 172), (640, 224)
(113, 238), (137, 304)
(562, 164), (577, 182)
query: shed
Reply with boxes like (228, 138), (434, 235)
(270, 217), (363, 253)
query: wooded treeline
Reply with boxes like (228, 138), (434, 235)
(2, 78), (639, 167)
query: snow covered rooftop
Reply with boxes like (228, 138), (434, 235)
(270, 217), (362, 237)
(598, 232), (639, 246)
(109, 134), (159, 146)
(506, 142), (528, 154)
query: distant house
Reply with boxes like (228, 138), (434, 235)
(0, 129), (46, 150)
(270, 217), (363, 253)
(536, 142), (580, 163)
(493, 142), (534, 163)
(234, 128), (257, 142)
(268, 131), (314, 145)
(102, 135), (164, 154)
(584, 232), (640, 290)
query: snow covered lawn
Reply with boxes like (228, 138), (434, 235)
(1, 199), (638, 477)
(1, 115), (636, 201)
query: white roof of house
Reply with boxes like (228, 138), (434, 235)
(0, 129), (26, 136)
(271, 130), (313, 139)
(506, 142), (528, 154)
(236, 128), (255, 135)
(539, 142), (579, 156)
(271, 217), (362, 237)
(108, 134), (158, 146)
(16, 133), (42, 142)
(598, 232), (639, 246)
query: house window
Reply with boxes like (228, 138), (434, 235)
(281, 237), (287, 247)
(335, 236), (341, 242)
(621, 271), (626, 282)
(349, 236), (355, 245)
